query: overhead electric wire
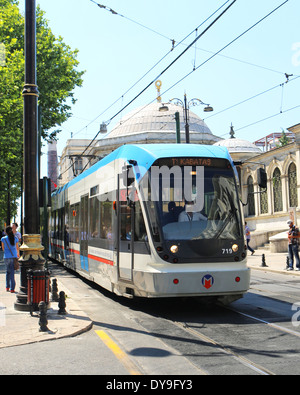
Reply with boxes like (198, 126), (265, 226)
(89, 0), (173, 42)
(103, 0), (237, 127)
(63, 0), (290, 178)
(62, 1), (236, 176)
(156, 0), (290, 103)
(71, 0), (232, 139)
(99, 0), (291, 146)
(203, 75), (300, 121)
(233, 104), (300, 134)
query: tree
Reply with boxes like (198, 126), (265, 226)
(0, 0), (85, 226)
(278, 130), (289, 147)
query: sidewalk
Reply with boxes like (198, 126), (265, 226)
(247, 248), (300, 274)
(0, 257), (93, 349)
(0, 249), (299, 350)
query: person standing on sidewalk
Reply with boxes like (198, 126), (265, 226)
(245, 222), (255, 255)
(287, 220), (300, 271)
(1, 226), (19, 292)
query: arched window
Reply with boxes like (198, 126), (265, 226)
(273, 167), (283, 212)
(288, 162), (298, 207)
(260, 186), (268, 214)
(247, 175), (255, 215)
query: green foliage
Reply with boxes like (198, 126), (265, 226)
(0, 0), (85, 225)
(278, 130), (289, 147)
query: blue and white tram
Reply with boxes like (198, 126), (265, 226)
(49, 144), (250, 302)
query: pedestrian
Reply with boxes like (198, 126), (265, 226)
(1, 226), (20, 293)
(245, 222), (255, 255)
(287, 220), (300, 271)
(11, 223), (22, 243)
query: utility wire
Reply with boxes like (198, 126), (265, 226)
(101, 0), (292, 144)
(63, 0), (289, 177)
(203, 75), (300, 121)
(72, 0), (231, 138)
(61, 1), (234, 176)
(104, 0), (237, 126)
(89, 0), (173, 42)
(77, 1), (237, 174)
(235, 104), (300, 133)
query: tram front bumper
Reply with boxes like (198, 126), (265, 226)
(132, 266), (250, 298)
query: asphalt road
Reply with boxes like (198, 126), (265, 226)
(0, 264), (299, 376)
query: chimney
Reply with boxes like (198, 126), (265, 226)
(47, 140), (58, 191)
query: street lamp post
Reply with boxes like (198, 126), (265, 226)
(170, 94), (213, 144)
(15, 0), (45, 311)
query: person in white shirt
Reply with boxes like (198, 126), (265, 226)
(178, 202), (207, 222)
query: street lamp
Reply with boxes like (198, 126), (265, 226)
(15, 0), (45, 312)
(170, 94), (213, 143)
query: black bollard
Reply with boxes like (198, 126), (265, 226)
(58, 291), (67, 315)
(260, 253), (268, 267)
(38, 301), (49, 332)
(286, 256), (290, 270)
(51, 278), (59, 302)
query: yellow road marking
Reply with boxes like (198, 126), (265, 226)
(95, 330), (142, 375)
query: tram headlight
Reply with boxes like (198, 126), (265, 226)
(232, 244), (238, 252)
(170, 245), (179, 254)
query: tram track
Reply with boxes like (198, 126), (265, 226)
(171, 320), (275, 375)
(153, 290), (300, 375)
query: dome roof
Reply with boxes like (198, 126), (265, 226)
(214, 138), (262, 153)
(106, 102), (219, 143)
(214, 138), (262, 160)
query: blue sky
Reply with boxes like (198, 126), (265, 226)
(21, 0), (299, 176)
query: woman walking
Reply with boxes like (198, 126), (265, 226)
(1, 226), (19, 293)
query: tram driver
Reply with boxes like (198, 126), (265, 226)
(178, 200), (207, 222)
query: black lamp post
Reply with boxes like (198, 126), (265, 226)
(170, 94), (213, 144)
(15, 0), (45, 311)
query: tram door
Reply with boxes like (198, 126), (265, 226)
(80, 194), (89, 271)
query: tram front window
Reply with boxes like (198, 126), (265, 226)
(142, 162), (242, 243)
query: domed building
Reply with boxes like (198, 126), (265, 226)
(59, 95), (221, 185)
(214, 136), (262, 161)
(93, 101), (220, 156)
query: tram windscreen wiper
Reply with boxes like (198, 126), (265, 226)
(207, 176), (241, 240)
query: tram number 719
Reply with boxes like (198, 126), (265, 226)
(222, 248), (233, 254)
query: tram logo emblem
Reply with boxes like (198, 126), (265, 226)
(202, 275), (214, 289)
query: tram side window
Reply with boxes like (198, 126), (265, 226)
(64, 202), (70, 248)
(135, 201), (147, 241)
(69, 203), (79, 243)
(100, 193), (113, 239)
(55, 210), (59, 239)
(120, 203), (131, 241)
(50, 210), (56, 239)
(90, 196), (100, 238)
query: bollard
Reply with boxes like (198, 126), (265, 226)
(51, 278), (59, 302)
(260, 253), (268, 267)
(38, 301), (49, 332)
(286, 256), (290, 270)
(58, 291), (67, 315)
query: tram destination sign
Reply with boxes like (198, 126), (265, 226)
(154, 157), (231, 168)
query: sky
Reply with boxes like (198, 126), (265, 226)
(20, 0), (300, 177)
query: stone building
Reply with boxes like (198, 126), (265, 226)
(215, 123), (300, 252)
(58, 100), (221, 185)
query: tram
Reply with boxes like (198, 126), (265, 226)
(49, 144), (250, 303)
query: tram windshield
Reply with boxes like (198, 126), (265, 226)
(140, 157), (243, 242)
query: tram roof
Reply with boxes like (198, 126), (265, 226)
(53, 144), (232, 195)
